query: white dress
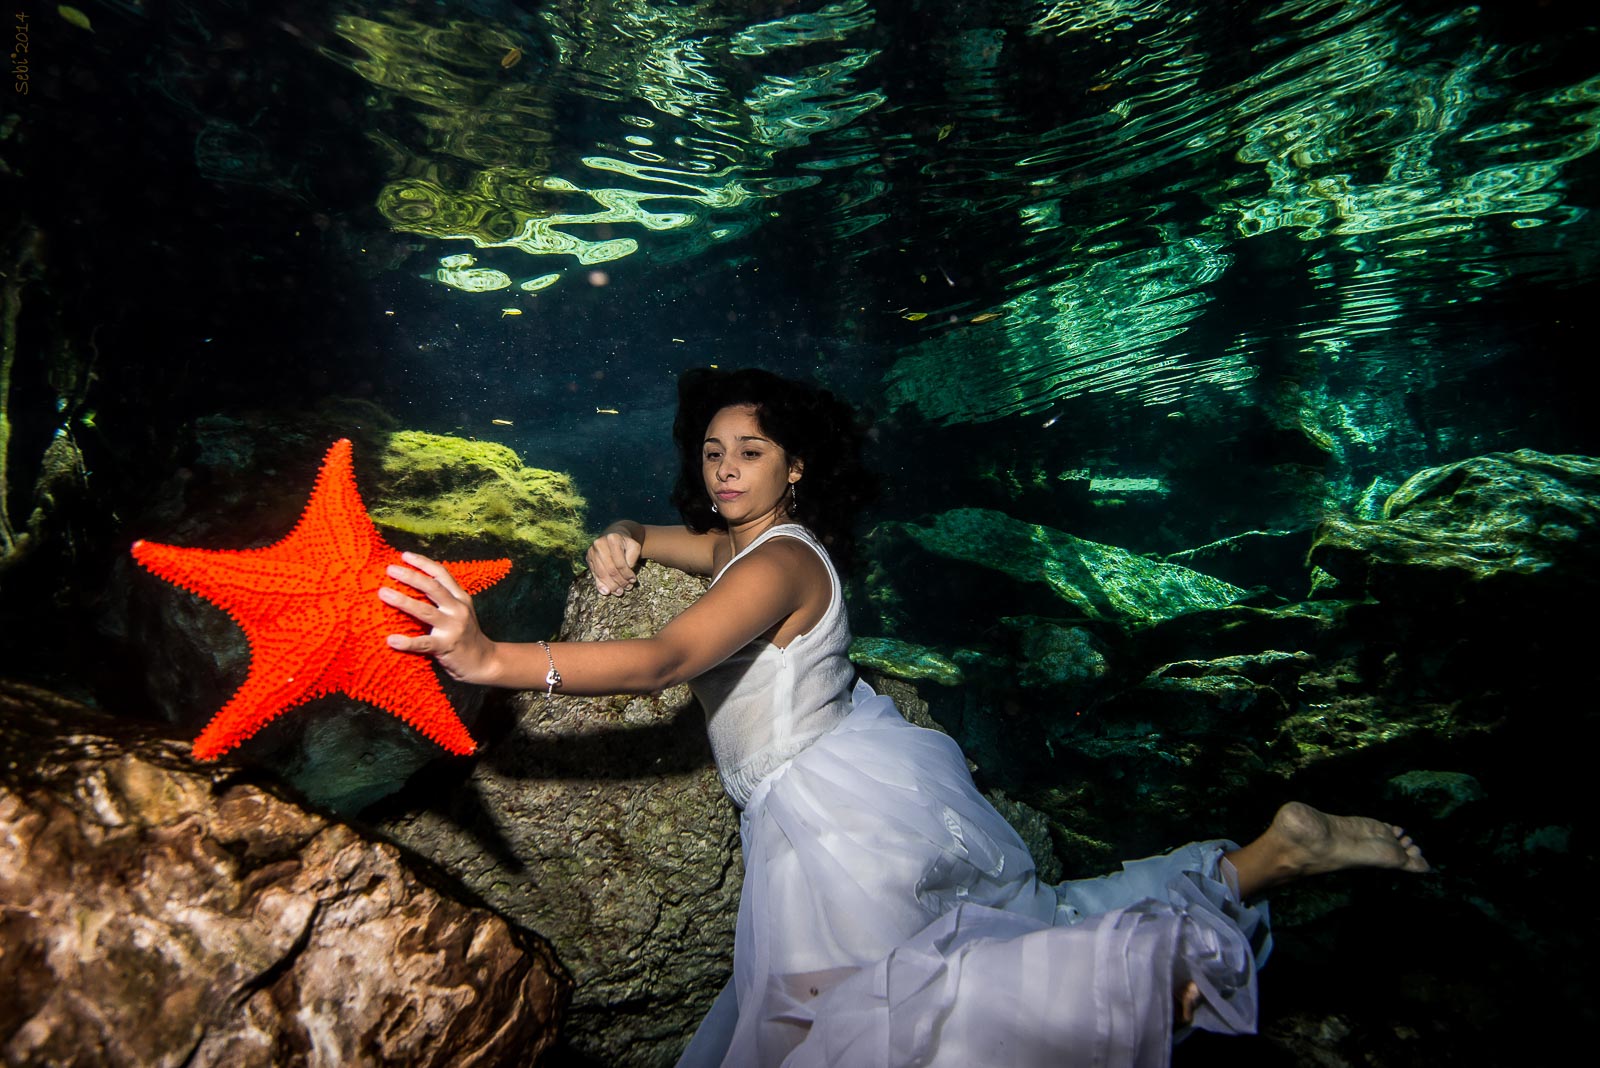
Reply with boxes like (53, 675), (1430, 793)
(679, 525), (1270, 1068)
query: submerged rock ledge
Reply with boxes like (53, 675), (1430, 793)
(0, 679), (570, 1068)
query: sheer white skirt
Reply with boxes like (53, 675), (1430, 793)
(678, 681), (1271, 1068)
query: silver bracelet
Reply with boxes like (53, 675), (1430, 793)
(536, 640), (561, 699)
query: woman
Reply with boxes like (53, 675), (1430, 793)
(382, 368), (1428, 1067)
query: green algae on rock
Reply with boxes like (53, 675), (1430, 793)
(1385, 770), (1486, 820)
(1310, 450), (1600, 598)
(892, 507), (1250, 626)
(369, 429), (589, 561)
(849, 636), (965, 685)
(998, 616), (1110, 693)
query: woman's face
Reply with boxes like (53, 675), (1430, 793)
(702, 404), (800, 526)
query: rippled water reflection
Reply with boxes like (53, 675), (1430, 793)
(321, 0), (1596, 457)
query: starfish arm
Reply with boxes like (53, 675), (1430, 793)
(322, 592), (479, 755)
(440, 557), (514, 595)
(283, 438), (388, 572)
(132, 541), (325, 618)
(346, 669), (478, 755)
(192, 668), (321, 760)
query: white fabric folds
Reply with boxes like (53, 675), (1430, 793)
(678, 682), (1271, 1068)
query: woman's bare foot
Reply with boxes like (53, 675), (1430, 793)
(1226, 801), (1429, 897)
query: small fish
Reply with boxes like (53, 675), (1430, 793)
(501, 308), (522, 318)
(501, 46), (523, 69)
(937, 123), (954, 141)
(1089, 82), (1114, 93)
(970, 312), (1003, 324)
(384, 310), (395, 316)
(938, 264), (955, 287)
(1042, 415), (1060, 428)
(903, 312), (928, 321)
(671, 337), (685, 342)
(596, 407), (620, 415)
(58, 5), (94, 31)
(492, 418), (514, 427)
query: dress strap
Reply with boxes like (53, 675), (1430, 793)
(712, 523), (813, 584)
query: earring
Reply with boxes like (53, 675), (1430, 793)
(789, 482), (797, 508)
(711, 501), (719, 514)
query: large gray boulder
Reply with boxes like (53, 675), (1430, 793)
(371, 562), (739, 1068)
(0, 679), (569, 1068)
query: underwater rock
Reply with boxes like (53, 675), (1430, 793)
(985, 789), (1064, 885)
(1309, 449), (1600, 602)
(367, 429), (588, 562)
(1083, 652), (1303, 753)
(370, 562), (738, 1068)
(100, 405), (588, 814)
(1162, 527), (1315, 599)
(0, 678), (568, 1068)
(1384, 770), (1486, 820)
(849, 635), (965, 685)
(880, 507), (1250, 628)
(1000, 616), (1111, 694)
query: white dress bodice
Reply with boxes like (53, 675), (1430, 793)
(688, 524), (854, 807)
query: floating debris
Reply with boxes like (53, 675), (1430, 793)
(903, 312), (928, 321)
(520, 273), (560, 292)
(970, 312), (1004, 324)
(937, 123), (954, 142)
(500, 46), (523, 69)
(491, 419), (514, 427)
(58, 5), (93, 32)
(595, 407), (620, 415)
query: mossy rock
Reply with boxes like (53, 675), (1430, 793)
(884, 507), (1250, 628)
(368, 430), (588, 562)
(850, 636), (965, 686)
(1310, 449), (1600, 602)
(998, 616), (1110, 693)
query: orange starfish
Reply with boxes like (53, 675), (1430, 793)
(132, 438), (510, 761)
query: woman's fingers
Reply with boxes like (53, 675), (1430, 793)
(398, 551), (469, 601)
(588, 534), (638, 595)
(386, 631), (430, 653)
(381, 555), (479, 652)
(377, 584), (439, 624)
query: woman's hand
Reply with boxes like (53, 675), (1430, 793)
(380, 551), (500, 684)
(586, 528), (643, 595)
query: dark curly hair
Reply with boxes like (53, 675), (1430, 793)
(671, 367), (878, 572)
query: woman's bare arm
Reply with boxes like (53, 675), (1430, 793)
(383, 540), (823, 694)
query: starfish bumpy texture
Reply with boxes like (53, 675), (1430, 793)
(132, 438), (511, 760)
